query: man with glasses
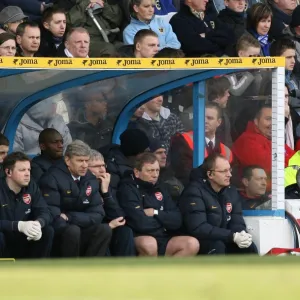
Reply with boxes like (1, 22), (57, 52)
(88, 150), (135, 256)
(179, 153), (258, 255)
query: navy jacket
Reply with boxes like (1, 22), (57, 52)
(39, 27), (65, 57)
(39, 160), (105, 230)
(0, 178), (51, 232)
(269, 3), (292, 40)
(170, 4), (234, 56)
(179, 167), (246, 241)
(117, 173), (182, 237)
(31, 155), (63, 183)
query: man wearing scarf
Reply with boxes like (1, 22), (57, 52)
(39, 6), (66, 57)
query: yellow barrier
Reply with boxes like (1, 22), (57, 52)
(0, 57), (285, 69)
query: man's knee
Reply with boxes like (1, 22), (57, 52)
(135, 236), (157, 256)
(62, 225), (81, 242)
(41, 226), (54, 241)
(93, 224), (112, 240)
(183, 237), (200, 255)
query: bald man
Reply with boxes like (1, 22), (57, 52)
(31, 128), (64, 183)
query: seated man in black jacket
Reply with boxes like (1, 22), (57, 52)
(31, 128), (64, 183)
(118, 152), (199, 257)
(0, 152), (53, 258)
(179, 153), (258, 255)
(39, 140), (112, 257)
(170, 0), (234, 57)
(88, 149), (135, 256)
(39, 7), (66, 57)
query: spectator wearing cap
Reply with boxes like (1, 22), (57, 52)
(268, 0), (297, 40)
(150, 138), (184, 203)
(123, 0), (181, 50)
(39, 6), (66, 57)
(0, 32), (16, 56)
(100, 128), (150, 200)
(283, 5), (300, 74)
(16, 21), (41, 57)
(1, 1), (52, 22)
(0, 6), (27, 35)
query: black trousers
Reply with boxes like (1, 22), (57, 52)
(0, 226), (54, 258)
(110, 225), (136, 256)
(55, 223), (112, 257)
(200, 240), (259, 255)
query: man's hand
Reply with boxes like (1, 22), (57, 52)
(27, 230), (42, 241)
(60, 213), (68, 221)
(99, 173), (111, 193)
(109, 217), (126, 229)
(18, 221), (41, 238)
(144, 208), (154, 217)
(87, 0), (104, 9)
(200, 33), (205, 38)
(233, 231), (252, 248)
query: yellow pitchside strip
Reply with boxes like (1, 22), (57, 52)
(0, 257), (300, 299)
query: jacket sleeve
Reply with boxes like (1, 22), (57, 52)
(226, 72), (255, 97)
(5, 0), (42, 15)
(179, 184), (234, 241)
(101, 190), (125, 220)
(101, 0), (123, 28)
(227, 189), (246, 233)
(12, 125), (24, 152)
(31, 181), (52, 228)
(67, 188), (105, 228)
(154, 190), (182, 230)
(67, 0), (90, 27)
(39, 173), (67, 231)
(164, 22), (181, 49)
(30, 162), (44, 184)
(123, 25), (136, 45)
(170, 17), (220, 55)
(117, 183), (162, 234)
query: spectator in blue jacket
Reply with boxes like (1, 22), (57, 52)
(1, 1), (53, 22)
(123, 0), (181, 50)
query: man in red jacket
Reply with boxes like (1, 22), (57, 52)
(232, 103), (272, 189)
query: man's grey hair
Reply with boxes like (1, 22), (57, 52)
(65, 140), (91, 158)
(89, 149), (104, 162)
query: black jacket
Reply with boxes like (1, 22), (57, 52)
(68, 111), (113, 150)
(39, 27), (66, 57)
(100, 144), (134, 199)
(39, 160), (105, 230)
(100, 189), (125, 220)
(269, 3), (292, 40)
(179, 167), (246, 241)
(170, 4), (234, 57)
(31, 155), (63, 183)
(117, 173), (182, 237)
(217, 8), (246, 43)
(0, 178), (51, 232)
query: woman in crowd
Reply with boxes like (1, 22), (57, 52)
(123, 0), (180, 50)
(0, 32), (16, 56)
(247, 3), (273, 57)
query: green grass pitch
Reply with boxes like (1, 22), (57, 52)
(1, 256), (300, 300)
